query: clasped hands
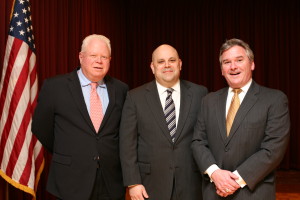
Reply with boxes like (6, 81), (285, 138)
(211, 169), (241, 197)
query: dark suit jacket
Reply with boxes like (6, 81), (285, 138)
(32, 68), (128, 200)
(192, 81), (290, 200)
(120, 80), (208, 200)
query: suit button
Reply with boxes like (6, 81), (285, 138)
(96, 137), (100, 141)
(225, 148), (229, 152)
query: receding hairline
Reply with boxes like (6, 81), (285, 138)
(152, 44), (179, 61)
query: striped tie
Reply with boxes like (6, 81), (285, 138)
(164, 88), (176, 142)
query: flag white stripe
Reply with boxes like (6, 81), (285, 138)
(0, 36), (14, 93)
(12, 123), (32, 184)
(29, 50), (36, 73)
(31, 77), (38, 103)
(1, 68), (31, 172)
(0, 42), (29, 141)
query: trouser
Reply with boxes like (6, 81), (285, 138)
(58, 167), (124, 200)
(89, 168), (112, 200)
(171, 177), (178, 200)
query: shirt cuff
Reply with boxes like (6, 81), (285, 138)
(233, 170), (247, 188)
(205, 164), (220, 182)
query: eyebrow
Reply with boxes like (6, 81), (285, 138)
(222, 55), (244, 61)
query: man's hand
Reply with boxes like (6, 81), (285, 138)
(211, 169), (240, 197)
(128, 184), (149, 200)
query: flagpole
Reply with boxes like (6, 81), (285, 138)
(5, 182), (9, 200)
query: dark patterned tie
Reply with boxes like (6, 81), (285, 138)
(164, 88), (176, 142)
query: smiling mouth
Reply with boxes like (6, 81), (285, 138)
(230, 72), (241, 76)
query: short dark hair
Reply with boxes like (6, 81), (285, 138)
(219, 38), (254, 65)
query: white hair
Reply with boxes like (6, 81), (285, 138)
(81, 34), (111, 54)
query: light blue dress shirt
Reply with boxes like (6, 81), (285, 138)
(77, 68), (109, 115)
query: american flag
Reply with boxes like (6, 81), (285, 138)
(0, 0), (44, 198)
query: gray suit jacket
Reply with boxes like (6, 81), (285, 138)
(192, 81), (290, 200)
(120, 80), (207, 200)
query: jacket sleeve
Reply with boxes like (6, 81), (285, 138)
(191, 95), (217, 174)
(119, 92), (142, 186)
(237, 91), (290, 190)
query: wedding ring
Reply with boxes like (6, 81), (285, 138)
(225, 188), (230, 193)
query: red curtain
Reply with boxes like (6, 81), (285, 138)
(1, 0), (299, 199)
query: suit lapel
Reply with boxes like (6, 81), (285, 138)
(175, 81), (192, 143)
(216, 88), (228, 143)
(67, 69), (95, 135)
(99, 76), (115, 133)
(145, 81), (173, 143)
(227, 82), (259, 142)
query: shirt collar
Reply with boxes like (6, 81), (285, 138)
(156, 80), (180, 96)
(228, 79), (252, 94)
(78, 68), (106, 88)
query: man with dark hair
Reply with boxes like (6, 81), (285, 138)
(192, 38), (290, 200)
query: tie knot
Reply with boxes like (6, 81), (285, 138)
(233, 88), (242, 95)
(90, 82), (98, 90)
(166, 88), (174, 95)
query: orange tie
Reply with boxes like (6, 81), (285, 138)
(226, 88), (242, 136)
(90, 82), (103, 132)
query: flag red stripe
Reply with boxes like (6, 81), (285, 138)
(35, 142), (44, 172)
(0, 48), (32, 164)
(0, 38), (23, 119)
(5, 102), (32, 177)
(19, 133), (37, 185)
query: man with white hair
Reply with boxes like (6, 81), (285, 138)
(32, 34), (128, 200)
